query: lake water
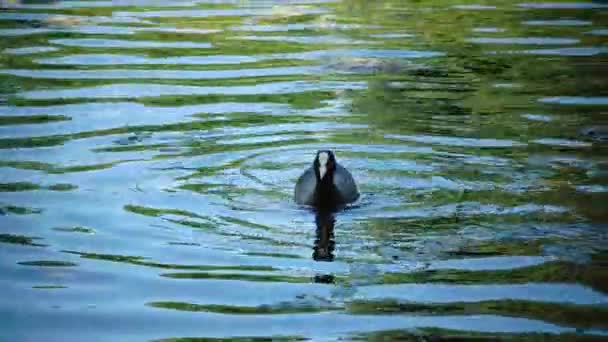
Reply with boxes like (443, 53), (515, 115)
(1, 0), (607, 341)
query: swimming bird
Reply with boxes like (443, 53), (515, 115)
(294, 150), (359, 210)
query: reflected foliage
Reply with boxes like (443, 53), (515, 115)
(0, 0), (607, 340)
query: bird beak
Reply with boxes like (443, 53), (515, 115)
(319, 165), (327, 179)
(317, 151), (329, 180)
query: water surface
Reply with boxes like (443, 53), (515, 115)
(1, 0), (607, 341)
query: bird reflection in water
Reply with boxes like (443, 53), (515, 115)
(312, 210), (336, 284)
(294, 149), (359, 285)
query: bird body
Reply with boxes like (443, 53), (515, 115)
(294, 150), (359, 210)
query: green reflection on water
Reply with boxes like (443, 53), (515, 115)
(155, 337), (306, 342)
(148, 301), (338, 314)
(348, 300), (608, 330)
(353, 329), (608, 342)
(0, 233), (46, 247)
(160, 272), (310, 283)
(383, 260), (608, 293)
(0, 114), (70, 125)
(0, 181), (77, 191)
(0, 0), (607, 340)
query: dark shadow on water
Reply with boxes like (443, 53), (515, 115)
(313, 274), (335, 284)
(313, 210), (335, 262)
(312, 209), (336, 284)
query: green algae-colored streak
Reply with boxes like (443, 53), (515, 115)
(18, 260), (77, 267)
(1, 73), (319, 91)
(0, 111), (328, 150)
(160, 272), (311, 283)
(124, 204), (205, 219)
(53, 226), (95, 234)
(447, 240), (544, 257)
(62, 250), (276, 272)
(0, 182), (40, 192)
(383, 261), (608, 293)
(165, 218), (215, 230)
(93, 143), (170, 153)
(32, 285), (67, 289)
(178, 183), (222, 194)
(0, 115), (70, 125)
(244, 252), (303, 259)
(148, 301), (338, 314)
(353, 328), (608, 342)
(0, 233), (46, 247)
(0, 160), (126, 174)
(219, 216), (274, 231)
(0, 182), (77, 192)
(0, 160), (55, 171)
(0, 135), (67, 149)
(138, 91), (336, 108)
(47, 183), (78, 191)
(0, 205), (43, 215)
(1, 0), (607, 339)
(155, 336), (307, 342)
(347, 299), (608, 330)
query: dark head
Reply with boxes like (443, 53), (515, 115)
(312, 150), (342, 211)
(313, 150), (337, 183)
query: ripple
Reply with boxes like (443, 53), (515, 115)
(113, 7), (327, 18)
(217, 122), (366, 140)
(0, 12), (87, 21)
(11, 0), (214, 9)
(467, 37), (579, 45)
(234, 35), (373, 45)
(494, 82), (521, 89)
(521, 113), (553, 122)
(0, 25), (136, 36)
(232, 23), (365, 32)
(283, 49), (445, 59)
(0, 101), (296, 138)
(580, 126), (608, 142)
(586, 29), (608, 36)
(429, 256), (550, 271)
(2, 312), (591, 338)
(532, 138), (592, 148)
(50, 38), (212, 48)
(0, 11), (149, 24)
(35, 53), (260, 65)
(0, 233), (46, 247)
(0, 25), (221, 37)
(0, 101), (291, 117)
(136, 27), (221, 34)
(1, 0), (607, 340)
(576, 185), (608, 193)
(472, 27), (506, 33)
(18, 81), (367, 100)
(348, 158), (434, 173)
(357, 283), (608, 305)
(148, 300), (337, 313)
(386, 134), (525, 147)
(523, 19), (592, 26)
(452, 4), (497, 10)
(3, 46), (59, 55)
(539, 97), (608, 105)
(0, 66), (321, 80)
(511, 47), (608, 56)
(216, 134), (307, 145)
(517, 2), (608, 9)
(18, 260), (78, 267)
(368, 33), (414, 38)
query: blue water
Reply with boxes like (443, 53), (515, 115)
(1, 0), (607, 341)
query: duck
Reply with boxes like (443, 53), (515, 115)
(294, 150), (359, 210)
